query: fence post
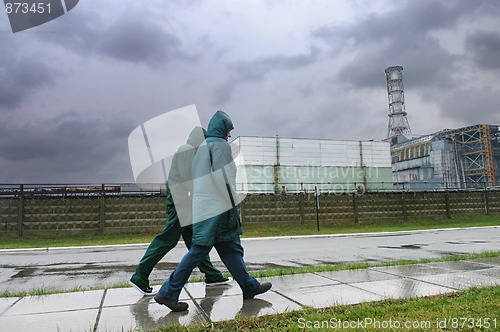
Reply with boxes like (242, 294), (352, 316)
(299, 192), (305, 224)
(314, 185), (320, 231)
(99, 184), (105, 234)
(484, 189), (490, 215)
(445, 189), (451, 219)
(17, 184), (24, 237)
(400, 191), (408, 222)
(352, 192), (359, 224)
(239, 199), (245, 225)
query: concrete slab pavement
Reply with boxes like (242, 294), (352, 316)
(1, 257), (499, 332)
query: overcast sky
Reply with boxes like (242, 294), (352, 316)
(1, 0), (499, 184)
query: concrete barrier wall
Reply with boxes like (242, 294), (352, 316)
(0, 195), (166, 237)
(0, 191), (499, 237)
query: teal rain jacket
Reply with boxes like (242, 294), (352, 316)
(191, 111), (242, 246)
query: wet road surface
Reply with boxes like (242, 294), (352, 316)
(1, 227), (499, 292)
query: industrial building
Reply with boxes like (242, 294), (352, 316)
(384, 66), (500, 189)
(228, 66), (498, 194)
(390, 125), (500, 189)
(231, 136), (392, 194)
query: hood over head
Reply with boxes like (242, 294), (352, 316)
(186, 126), (206, 148)
(206, 111), (234, 139)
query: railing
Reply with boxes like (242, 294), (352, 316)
(0, 183), (166, 197)
(1, 182), (499, 198)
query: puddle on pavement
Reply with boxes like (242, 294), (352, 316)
(154, 262), (183, 270)
(11, 267), (37, 278)
(314, 260), (344, 265)
(247, 263), (297, 270)
(379, 244), (428, 250)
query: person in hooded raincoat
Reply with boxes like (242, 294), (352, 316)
(129, 126), (230, 296)
(154, 111), (272, 312)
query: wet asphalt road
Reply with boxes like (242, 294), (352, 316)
(1, 227), (499, 292)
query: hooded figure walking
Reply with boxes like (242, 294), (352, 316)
(154, 111), (272, 311)
(129, 126), (230, 296)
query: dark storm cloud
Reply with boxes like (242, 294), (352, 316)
(214, 47), (319, 104)
(39, 5), (102, 54)
(441, 88), (500, 125)
(0, 111), (134, 182)
(466, 31), (500, 70)
(96, 16), (187, 66)
(336, 37), (457, 91)
(314, 0), (495, 90)
(1, 3), (190, 112)
(41, 5), (189, 67)
(0, 58), (56, 109)
(315, 0), (484, 49)
(230, 47), (320, 81)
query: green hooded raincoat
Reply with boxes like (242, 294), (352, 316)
(191, 111), (242, 246)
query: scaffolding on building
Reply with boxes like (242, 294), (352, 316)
(443, 124), (498, 188)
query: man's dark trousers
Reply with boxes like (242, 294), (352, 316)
(130, 204), (224, 288)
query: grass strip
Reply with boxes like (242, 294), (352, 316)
(241, 215), (499, 237)
(0, 215), (498, 249)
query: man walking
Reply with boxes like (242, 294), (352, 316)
(154, 111), (271, 311)
(129, 126), (230, 295)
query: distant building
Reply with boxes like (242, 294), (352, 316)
(391, 124), (500, 189)
(231, 136), (392, 194)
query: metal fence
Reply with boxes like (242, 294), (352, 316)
(2, 182), (498, 197)
(0, 183), (166, 197)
